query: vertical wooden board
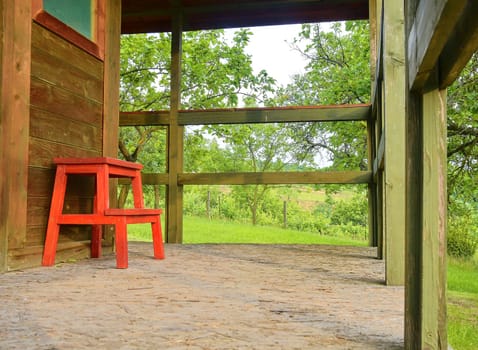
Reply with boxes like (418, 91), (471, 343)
(367, 120), (377, 246)
(404, 92), (423, 349)
(421, 89), (447, 349)
(383, 0), (406, 286)
(1, 2), (32, 272)
(167, 12), (184, 243)
(103, 0), (121, 158)
(102, 0), (122, 248)
(369, 0), (377, 84)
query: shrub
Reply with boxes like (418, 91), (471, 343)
(447, 216), (478, 259)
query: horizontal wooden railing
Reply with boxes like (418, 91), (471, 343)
(119, 171), (372, 186)
(120, 104), (372, 126)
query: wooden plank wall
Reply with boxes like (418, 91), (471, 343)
(7, 23), (105, 270)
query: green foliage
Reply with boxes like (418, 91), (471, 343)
(270, 21), (370, 170)
(447, 52), (478, 210)
(448, 215), (478, 259)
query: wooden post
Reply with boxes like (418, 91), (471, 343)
(422, 88), (448, 349)
(0, 1), (32, 272)
(405, 89), (447, 349)
(102, 0), (122, 248)
(206, 190), (211, 219)
(283, 200), (287, 229)
(166, 10), (184, 243)
(382, 0), (406, 285)
(154, 185), (161, 209)
(404, 91), (422, 349)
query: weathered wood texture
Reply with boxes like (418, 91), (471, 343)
(102, 0), (122, 248)
(120, 104), (371, 126)
(408, 0), (467, 91)
(178, 105), (371, 125)
(421, 89), (447, 349)
(121, 171), (371, 186)
(382, 0), (406, 286)
(405, 92), (423, 349)
(0, 1), (32, 272)
(12, 23), (105, 270)
(166, 13), (184, 243)
(439, 0), (478, 89)
(178, 171), (372, 185)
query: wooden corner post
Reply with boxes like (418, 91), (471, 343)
(383, 0), (406, 285)
(0, 1), (32, 272)
(103, 0), (122, 248)
(405, 88), (448, 349)
(166, 9), (184, 243)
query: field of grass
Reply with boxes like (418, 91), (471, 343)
(447, 254), (478, 350)
(127, 216), (477, 349)
(128, 215), (367, 246)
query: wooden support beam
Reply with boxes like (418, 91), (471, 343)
(119, 104), (371, 127)
(178, 171), (372, 185)
(178, 104), (371, 125)
(166, 10), (184, 243)
(0, 1), (32, 272)
(383, 0), (406, 285)
(421, 89), (448, 349)
(121, 171), (372, 186)
(439, 0), (478, 89)
(119, 111), (170, 126)
(103, 0), (122, 248)
(373, 133), (385, 177)
(140, 173), (169, 186)
(404, 92), (422, 348)
(408, 0), (467, 91)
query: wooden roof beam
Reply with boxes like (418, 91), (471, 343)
(439, 0), (478, 89)
(408, 0), (467, 91)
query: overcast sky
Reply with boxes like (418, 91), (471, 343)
(226, 24), (308, 86)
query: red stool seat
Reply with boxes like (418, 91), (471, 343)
(42, 157), (165, 269)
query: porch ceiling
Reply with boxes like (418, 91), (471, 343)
(121, 0), (369, 34)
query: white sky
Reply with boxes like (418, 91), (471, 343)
(226, 24), (308, 86)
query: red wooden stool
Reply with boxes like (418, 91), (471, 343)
(42, 157), (165, 268)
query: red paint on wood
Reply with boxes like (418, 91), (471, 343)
(42, 158), (164, 269)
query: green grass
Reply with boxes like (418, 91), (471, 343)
(128, 215), (366, 246)
(447, 255), (478, 350)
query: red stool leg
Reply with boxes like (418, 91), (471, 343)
(90, 193), (102, 258)
(90, 225), (102, 258)
(42, 166), (68, 266)
(131, 171), (145, 208)
(114, 217), (128, 268)
(151, 217), (165, 259)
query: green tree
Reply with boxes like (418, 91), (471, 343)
(447, 52), (478, 208)
(205, 123), (314, 225)
(271, 21), (370, 170)
(119, 30), (276, 168)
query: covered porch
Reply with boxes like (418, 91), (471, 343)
(0, 243), (403, 349)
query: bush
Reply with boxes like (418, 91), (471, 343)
(447, 216), (478, 259)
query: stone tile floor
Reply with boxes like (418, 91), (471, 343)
(0, 243), (404, 349)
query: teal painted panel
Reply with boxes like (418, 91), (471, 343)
(44, 0), (93, 40)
